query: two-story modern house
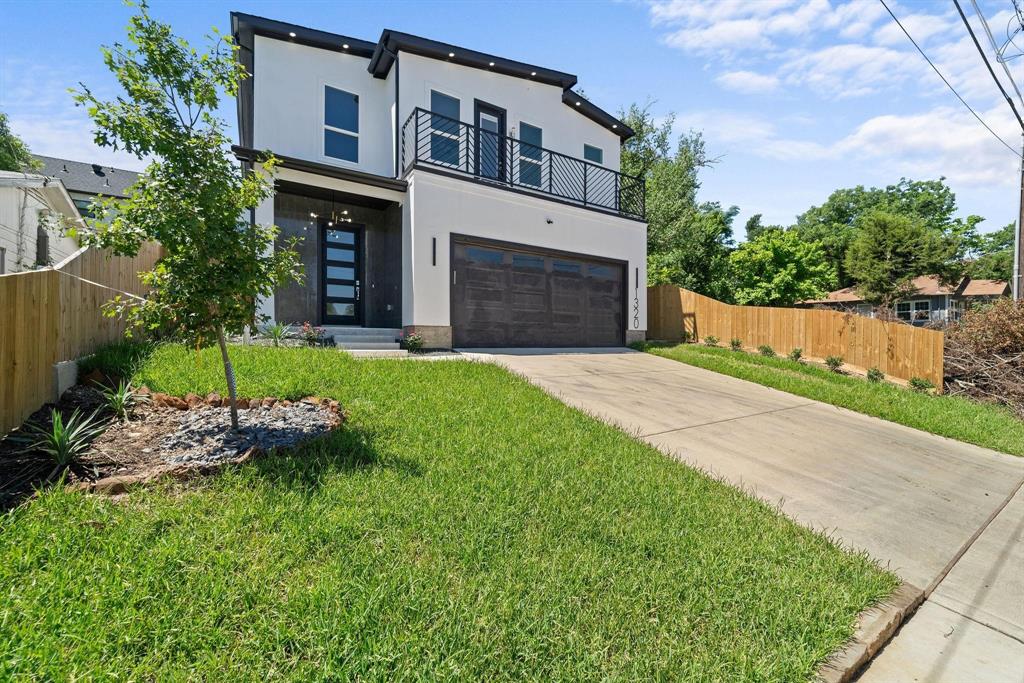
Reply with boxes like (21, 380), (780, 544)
(230, 13), (647, 349)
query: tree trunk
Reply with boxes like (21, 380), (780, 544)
(216, 325), (239, 431)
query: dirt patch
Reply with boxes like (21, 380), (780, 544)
(0, 386), (344, 508)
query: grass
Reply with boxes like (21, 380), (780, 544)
(643, 342), (1024, 457)
(1, 345), (899, 680)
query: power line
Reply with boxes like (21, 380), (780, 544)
(969, 0), (1024, 110)
(954, 0), (1024, 131)
(877, 0), (1022, 159)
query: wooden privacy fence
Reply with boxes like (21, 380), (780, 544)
(0, 243), (161, 434)
(647, 284), (944, 387)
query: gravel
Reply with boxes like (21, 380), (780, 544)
(162, 403), (337, 465)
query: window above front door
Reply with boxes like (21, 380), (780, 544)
(324, 86), (359, 163)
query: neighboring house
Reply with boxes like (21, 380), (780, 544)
(35, 156), (140, 219)
(799, 275), (1010, 325)
(231, 13), (647, 349)
(0, 171), (81, 274)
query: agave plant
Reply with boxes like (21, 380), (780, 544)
(262, 322), (290, 347)
(99, 380), (149, 421)
(14, 408), (108, 469)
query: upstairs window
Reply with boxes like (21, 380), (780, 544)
(430, 90), (461, 166)
(324, 86), (359, 163)
(583, 144), (603, 165)
(519, 122), (543, 187)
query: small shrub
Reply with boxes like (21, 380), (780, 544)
(825, 355), (844, 372)
(680, 330), (691, 344)
(299, 322), (326, 347)
(867, 367), (885, 383)
(99, 380), (149, 421)
(787, 347), (802, 362)
(758, 345), (776, 358)
(13, 408), (108, 468)
(403, 332), (424, 353)
(703, 335), (719, 347)
(908, 377), (935, 393)
(729, 338), (743, 351)
(262, 322), (289, 347)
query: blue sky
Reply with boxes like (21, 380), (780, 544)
(2, 0), (1021, 239)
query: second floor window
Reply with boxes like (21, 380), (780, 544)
(584, 144), (604, 165)
(519, 123), (543, 188)
(324, 86), (359, 163)
(430, 90), (461, 166)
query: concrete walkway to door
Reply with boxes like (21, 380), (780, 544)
(466, 348), (1024, 682)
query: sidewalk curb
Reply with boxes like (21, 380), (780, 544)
(817, 582), (925, 683)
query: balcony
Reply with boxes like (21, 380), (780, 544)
(401, 108), (645, 221)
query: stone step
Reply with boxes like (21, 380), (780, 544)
(336, 341), (402, 350)
(321, 326), (401, 338)
(332, 334), (399, 344)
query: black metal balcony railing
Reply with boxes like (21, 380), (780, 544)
(401, 108), (645, 220)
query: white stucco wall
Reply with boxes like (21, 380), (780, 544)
(253, 36), (395, 177)
(397, 52), (621, 172)
(405, 170), (646, 331)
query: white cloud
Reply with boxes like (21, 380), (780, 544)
(715, 70), (780, 94)
(780, 43), (925, 98)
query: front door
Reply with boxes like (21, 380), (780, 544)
(474, 101), (506, 181)
(322, 224), (362, 325)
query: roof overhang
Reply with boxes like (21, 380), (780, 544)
(563, 90), (634, 140)
(232, 146), (408, 193)
(231, 12), (376, 58)
(0, 171), (80, 219)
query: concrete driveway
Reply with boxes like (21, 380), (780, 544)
(468, 348), (1024, 682)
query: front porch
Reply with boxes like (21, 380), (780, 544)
(270, 179), (403, 333)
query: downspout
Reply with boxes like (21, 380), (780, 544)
(390, 47), (400, 178)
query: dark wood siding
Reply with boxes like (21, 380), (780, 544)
(451, 238), (624, 347)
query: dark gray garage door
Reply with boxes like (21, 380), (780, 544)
(451, 238), (624, 347)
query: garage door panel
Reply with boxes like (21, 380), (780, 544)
(452, 239), (624, 348)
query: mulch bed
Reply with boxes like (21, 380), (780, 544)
(0, 385), (344, 510)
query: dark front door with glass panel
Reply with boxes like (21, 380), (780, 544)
(322, 224), (362, 325)
(474, 102), (506, 181)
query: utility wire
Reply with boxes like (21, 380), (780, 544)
(954, 0), (1024, 131)
(970, 0), (1024, 110)
(878, 0), (1022, 158)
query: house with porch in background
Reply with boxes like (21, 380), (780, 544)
(230, 12), (647, 350)
(798, 275), (1009, 326)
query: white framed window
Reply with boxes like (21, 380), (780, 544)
(429, 89), (461, 166)
(518, 122), (543, 187)
(896, 300), (930, 322)
(323, 85), (359, 163)
(583, 144), (603, 164)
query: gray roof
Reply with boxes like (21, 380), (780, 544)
(34, 155), (140, 198)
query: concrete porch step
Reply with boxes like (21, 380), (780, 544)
(332, 335), (399, 344)
(322, 326), (401, 338)
(336, 341), (402, 350)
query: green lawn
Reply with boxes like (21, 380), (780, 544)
(1, 345), (898, 680)
(643, 343), (1024, 457)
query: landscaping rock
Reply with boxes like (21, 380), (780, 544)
(185, 393), (204, 408)
(161, 402), (338, 466)
(261, 397), (276, 408)
(205, 392), (221, 406)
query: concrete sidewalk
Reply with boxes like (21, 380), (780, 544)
(469, 348), (1024, 682)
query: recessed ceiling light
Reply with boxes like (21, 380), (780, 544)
(288, 32), (296, 37)
(488, 61), (495, 67)
(612, 124), (618, 129)
(575, 101), (581, 106)
(530, 71), (536, 76)
(448, 52), (455, 58)
(342, 43), (349, 49)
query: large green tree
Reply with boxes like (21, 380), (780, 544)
(0, 112), (41, 172)
(72, 2), (302, 430)
(969, 223), (1014, 282)
(844, 211), (961, 306)
(794, 178), (981, 287)
(620, 102), (737, 300)
(730, 229), (836, 306)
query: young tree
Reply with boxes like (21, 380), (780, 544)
(730, 229), (836, 306)
(0, 112), (41, 172)
(844, 211), (961, 307)
(71, 2), (302, 430)
(742, 213), (783, 242)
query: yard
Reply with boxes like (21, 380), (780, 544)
(642, 343), (1024, 457)
(1, 345), (898, 680)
